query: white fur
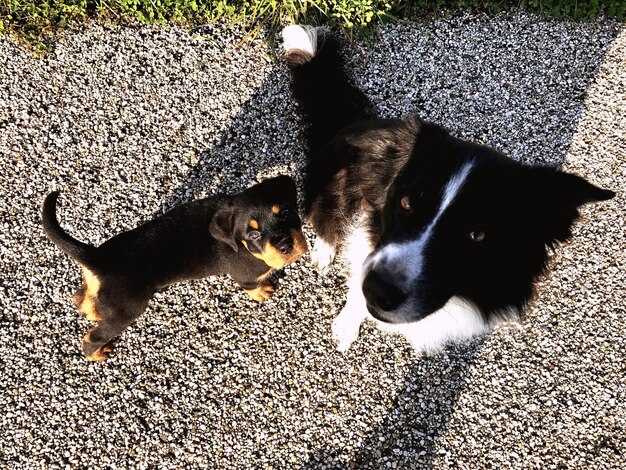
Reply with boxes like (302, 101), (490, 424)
(343, 219), (373, 274)
(331, 276), (368, 352)
(331, 220), (372, 351)
(365, 162), (475, 289)
(379, 297), (502, 353)
(310, 237), (336, 274)
(281, 25), (321, 58)
(330, 162), (508, 353)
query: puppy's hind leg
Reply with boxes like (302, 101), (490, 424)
(74, 267), (103, 321)
(82, 297), (149, 361)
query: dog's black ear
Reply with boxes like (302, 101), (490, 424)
(209, 204), (239, 252)
(529, 167), (614, 245)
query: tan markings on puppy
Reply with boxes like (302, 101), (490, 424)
(248, 242), (287, 269)
(85, 345), (113, 362)
(83, 328), (95, 344)
(83, 329), (113, 361)
(81, 297), (102, 322)
(272, 205), (280, 215)
(291, 228), (309, 258)
(83, 267), (100, 295)
(249, 219), (259, 230)
(245, 284), (275, 302)
(73, 283), (86, 309)
(77, 267), (102, 321)
(245, 229), (309, 269)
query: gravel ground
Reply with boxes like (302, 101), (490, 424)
(1, 13), (624, 469)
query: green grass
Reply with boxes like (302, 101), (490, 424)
(1, 0), (624, 49)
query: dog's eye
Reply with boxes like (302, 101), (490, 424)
(400, 195), (411, 211)
(248, 230), (261, 241)
(279, 208), (293, 219)
(469, 230), (486, 242)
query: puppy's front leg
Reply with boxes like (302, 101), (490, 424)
(237, 278), (276, 302)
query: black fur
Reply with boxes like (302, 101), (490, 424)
(285, 31), (614, 331)
(42, 176), (307, 360)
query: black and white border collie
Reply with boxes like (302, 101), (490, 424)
(281, 25), (615, 353)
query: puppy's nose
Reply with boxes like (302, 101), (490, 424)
(362, 269), (407, 312)
(275, 237), (293, 255)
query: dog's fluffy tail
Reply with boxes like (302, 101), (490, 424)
(282, 25), (375, 154)
(42, 192), (97, 268)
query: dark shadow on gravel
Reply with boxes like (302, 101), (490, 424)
(148, 19), (621, 469)
(302, 19), (620, 469)
(300, 341), (485, 469)
(157, 65), (307, 214)
(294, 19), (623, 469)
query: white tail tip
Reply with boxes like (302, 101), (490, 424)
(282, 25), (324, 64)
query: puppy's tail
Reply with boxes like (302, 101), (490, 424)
(281, 25), (375, 154)
(42, 192), (97, 268)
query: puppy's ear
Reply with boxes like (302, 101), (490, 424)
(529, 167), (614, 245)
(209, 205), (239, 252)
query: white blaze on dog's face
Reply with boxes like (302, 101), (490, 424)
(362, 159), (475, 323)
(360, 139), (614, 325)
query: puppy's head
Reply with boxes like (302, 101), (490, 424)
(361, 127), (614, 324)
(210, 175), (308, 269)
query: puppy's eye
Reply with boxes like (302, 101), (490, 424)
(400, 195), (411, 211)
(248, 230), (261, 241)
(469, 230), (486, 242)
(279, 208), (293, 219)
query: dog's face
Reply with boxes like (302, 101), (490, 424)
(210, 175), (308, 269)
(361, 139), (614, 324)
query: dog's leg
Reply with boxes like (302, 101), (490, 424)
(332, 272), (368, 352)
(236, 276), (276, 302)
(82, 321), (132, 361)
(81, 296), (148, 361)
(307, 170), (355, 274)
(331, 223), (372, 351)
(310, 236), (336, 274)
(243, 282), (275, 302)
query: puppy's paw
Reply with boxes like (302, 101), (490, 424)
(311, 238), (336, 274)
(245, 284), (275, 302)
(331, 309), (361, 352)
(85, 344), (113, 362)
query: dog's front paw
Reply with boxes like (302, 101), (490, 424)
(331, 308), (362, 352)
(245, 284), (275, 302)
(311, 238), (336, 274)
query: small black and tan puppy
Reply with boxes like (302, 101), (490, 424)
(42, 176), (307, 361)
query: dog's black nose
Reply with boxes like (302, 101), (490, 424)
(362, 269), (407, 312)
(275, 237), (293, 255)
